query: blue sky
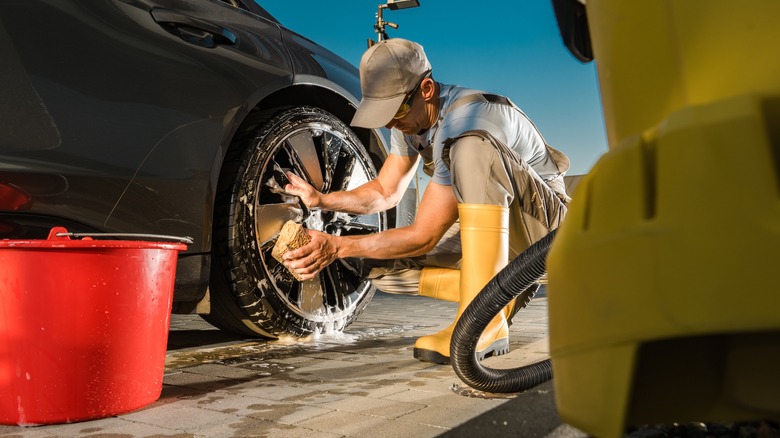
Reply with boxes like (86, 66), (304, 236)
(262, 1), (607, 175)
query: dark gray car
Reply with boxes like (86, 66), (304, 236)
(0, 0), (405, 337)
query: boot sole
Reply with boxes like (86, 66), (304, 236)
(413, 337), (511, 365)
(413, 348), (450, 365)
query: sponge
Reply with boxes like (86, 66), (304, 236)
(271, 220), (311, 280)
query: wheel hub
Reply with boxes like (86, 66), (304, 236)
(303, 208), (325, 232)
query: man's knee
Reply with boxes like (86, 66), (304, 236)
(448, 136), (513, 206)
(368, 267), (422, 296)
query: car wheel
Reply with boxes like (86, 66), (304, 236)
(206, 106), (386, 337)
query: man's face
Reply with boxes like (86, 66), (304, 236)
(385, 99), (423, 134)
(384, 78), (434, 135)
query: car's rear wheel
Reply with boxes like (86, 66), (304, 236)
(205, 106), (386, 337)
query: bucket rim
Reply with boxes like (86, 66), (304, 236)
(0, 227), (189, 250)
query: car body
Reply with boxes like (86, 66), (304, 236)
(0, 0), (416, 336)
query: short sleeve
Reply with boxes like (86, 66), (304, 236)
(389, 129), (418, 157)
(431, 154), (451, 185)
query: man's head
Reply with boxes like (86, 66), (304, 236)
(351, 38), (432, 129)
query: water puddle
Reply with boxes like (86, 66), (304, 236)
(165, 323), (430, 370)
(449, 383), (520, 399)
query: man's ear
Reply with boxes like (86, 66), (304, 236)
(421, 78), (436, 100)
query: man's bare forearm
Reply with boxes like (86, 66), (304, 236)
(317, 179), (399, 215)
(335, 224), (440, 260)
(315, 153), (418, 215)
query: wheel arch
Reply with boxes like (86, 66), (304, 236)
(251, 82), (390, 167)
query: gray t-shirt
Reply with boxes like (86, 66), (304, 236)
(390, 83), (561, 185)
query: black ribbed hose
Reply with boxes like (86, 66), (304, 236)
(450, 229), (557, 393)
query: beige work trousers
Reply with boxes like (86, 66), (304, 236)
(367, 135), (568, 295)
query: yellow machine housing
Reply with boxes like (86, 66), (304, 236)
(547, 2), (780, 437)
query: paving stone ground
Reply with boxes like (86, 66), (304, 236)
(1, 288), (582, 438)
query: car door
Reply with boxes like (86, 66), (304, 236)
(0, 0), (291, 246)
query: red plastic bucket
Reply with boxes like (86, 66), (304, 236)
(0, 227), (187, 425)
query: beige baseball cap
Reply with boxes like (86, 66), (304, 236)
(351, 38), (432, 129)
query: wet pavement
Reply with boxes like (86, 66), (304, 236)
(0, 288), (586, 438)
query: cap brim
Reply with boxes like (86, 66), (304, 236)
(350, 94), (406, 129)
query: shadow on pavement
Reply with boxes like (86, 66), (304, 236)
(443, 381), (565, 437)
(167, 329), (255, 351)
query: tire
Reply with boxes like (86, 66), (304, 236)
(205, 106), (386, 337)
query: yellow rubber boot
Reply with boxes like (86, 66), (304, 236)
(418, 267), (522, 325)
(413, 204), (510, 364)
(418, 268), (460, 302)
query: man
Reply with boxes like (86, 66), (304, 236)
(283, 38), (570, 364)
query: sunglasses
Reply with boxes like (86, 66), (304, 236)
(393, 71), (432, 120)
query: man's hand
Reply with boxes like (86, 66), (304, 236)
(284, 172), (321, 209)
(282, 229), (339, 281)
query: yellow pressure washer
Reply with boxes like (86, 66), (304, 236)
(453, 1), (780, 437)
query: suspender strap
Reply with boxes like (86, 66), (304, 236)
(443, 93), (510, 116)
(444, 93), (571, 175)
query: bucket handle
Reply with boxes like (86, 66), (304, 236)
(53, 230), (194, 245)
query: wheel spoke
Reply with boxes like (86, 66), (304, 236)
(321, 132), (343, 193)
(261, 242), (298, 300)
(298, 278), (326, 314)
(286, 130), (324, 191)
(329, 149), (357, 193)
(337, 259), (364, 292)
(322, 265), (344, 309)
(322, 259), (363, 309)
(254, 202), (301, 245)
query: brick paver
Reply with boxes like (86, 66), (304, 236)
(1, 292), (566, 438)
